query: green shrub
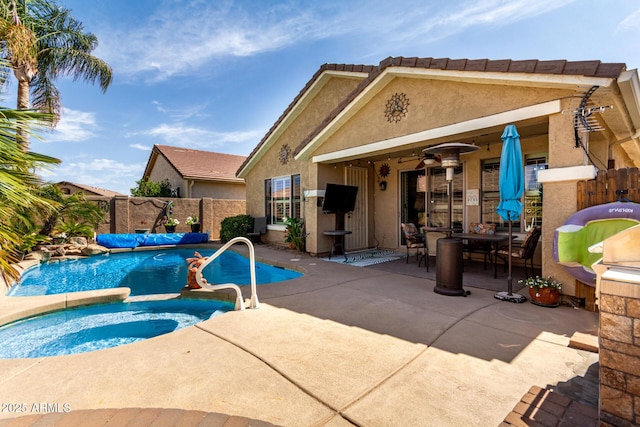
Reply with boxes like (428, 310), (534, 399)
(284, 216), (307, 252)
(220, 214), (254, 243)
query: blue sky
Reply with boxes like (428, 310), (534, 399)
(10, 0), (640, 195)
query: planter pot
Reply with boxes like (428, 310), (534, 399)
(529, 287), (560, 307)
(135, 229), (150, 234)
(164, 225), (176, 233)
(190, 224), (201, 233)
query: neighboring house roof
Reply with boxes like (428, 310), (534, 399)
(56, 181), (125, 197)
(145, 145), (246, 183)
(237, 56), (629, 176)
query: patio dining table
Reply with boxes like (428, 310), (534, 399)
(452, 233), (511, 278)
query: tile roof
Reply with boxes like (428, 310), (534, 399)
(236, 56), (627, 175)
(153, 145), (246, 182)
(56, 181), (125, 197)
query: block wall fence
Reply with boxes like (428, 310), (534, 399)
(87, 196), (246, 241)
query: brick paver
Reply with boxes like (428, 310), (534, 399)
(501, 386), (597, 427)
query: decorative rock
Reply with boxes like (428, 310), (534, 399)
(53, 246), (66, 257)
(81, 244), (109, 256)
(69, 236), (88, 247)
(24, 250), (50, 263)
(65, 248), (83, 256)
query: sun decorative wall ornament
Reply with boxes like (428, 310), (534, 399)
(379, 163), (391, 178)
(279, 144), (291, 165)
(378, 162), (391, 191)
(384, 92), (409, 123)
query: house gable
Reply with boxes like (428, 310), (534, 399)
(236, 64), (373, 178)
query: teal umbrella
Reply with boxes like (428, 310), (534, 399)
(495, 124), (527, 303)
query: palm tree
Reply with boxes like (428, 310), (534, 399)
(0, 0), (112, 149)
(0, 102), (60, 281)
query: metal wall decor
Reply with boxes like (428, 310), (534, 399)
(279, 144), (291, 165)
(384, 92), (409, 123)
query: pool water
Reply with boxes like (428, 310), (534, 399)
(0, 299), (234, 358)
(8, 248), (302, 297)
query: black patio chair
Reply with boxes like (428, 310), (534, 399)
(492, 226), (541, 278)
(246, 217), (267, 244)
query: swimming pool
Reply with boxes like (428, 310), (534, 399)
(8, 248), (302, 297)
(0, 298), (234, 358)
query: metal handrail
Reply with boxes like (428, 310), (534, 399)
(195, 237), (259, 310)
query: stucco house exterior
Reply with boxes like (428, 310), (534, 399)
(143, 144), (247, 199)
(237, 56), (640, 298)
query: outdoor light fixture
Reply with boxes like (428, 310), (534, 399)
(421, 154), (440, 167)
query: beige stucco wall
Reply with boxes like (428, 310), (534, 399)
(244, 75), (365, 251)
(147, 156), (246, 200)
(147, 156), (182, 191)
(190, 181), (245, 200)
(313, 78), (572, 157)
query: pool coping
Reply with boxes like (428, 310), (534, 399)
(0, 243), (299, 328)
(0, 288), (132, 327)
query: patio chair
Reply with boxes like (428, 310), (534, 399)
(492, 226), (541, 278)
(401, 222), (425, 264)
(246, 217), (267, 244)
(419, 230), (447, 271)
(462, 222), (496, 269)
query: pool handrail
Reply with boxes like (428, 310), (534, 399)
(195, 236), (259, 310)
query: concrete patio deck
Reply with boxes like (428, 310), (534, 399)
(0, 244), (599, 426)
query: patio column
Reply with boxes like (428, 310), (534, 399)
(542, 101), (593, 296)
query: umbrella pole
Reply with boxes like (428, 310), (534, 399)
(507, 215), (513, 295)
(494, 212), (527, 303)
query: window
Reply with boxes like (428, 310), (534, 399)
(427, 166), (463, 230)
(481, 155), (547, 232)
(524, 155), (547, 230)
(481, 159), (502, 229)
(265, 174), (301, 225)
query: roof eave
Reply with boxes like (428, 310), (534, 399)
(184, 176), (245, 184)
(236, 69), (370, 178)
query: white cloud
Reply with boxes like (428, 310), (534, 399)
(45, 108), (97, 142)
(617, 7), (640, 32)
(98, 2), (338, 83)
(391, 0), (577, 43)
(129, 143), (151, 151)
(95, 0), (579, 83)
(129, 123), (263, 151)
(152, 100), (209, 120)
(41, 158), (146, 195)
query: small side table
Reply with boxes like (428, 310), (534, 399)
(323, 230), (352, 260)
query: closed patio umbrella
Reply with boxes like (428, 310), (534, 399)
(494, 124), (527, 303)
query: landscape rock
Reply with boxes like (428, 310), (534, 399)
(81, 244), (109, 256)
(69, 236), (88, 247)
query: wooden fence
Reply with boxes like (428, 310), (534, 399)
(577, 167), (640, 209)
(575, 167), (639, 310)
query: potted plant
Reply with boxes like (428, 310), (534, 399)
(521, 276), (562, 307)
(186, 215), (200, 233)
(164, 217), (179, 233)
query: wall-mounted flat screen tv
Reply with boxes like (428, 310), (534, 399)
(322, 183), (358, 213)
